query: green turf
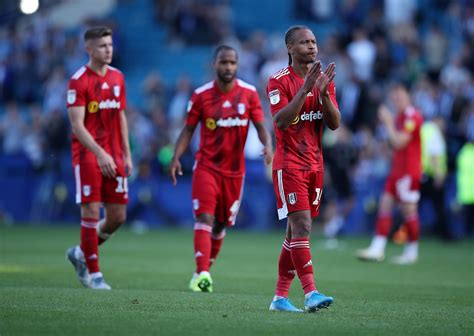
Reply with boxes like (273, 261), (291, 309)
(0, 226), (473, 336)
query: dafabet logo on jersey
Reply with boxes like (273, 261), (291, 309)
(206, 118), (217, 131)
(292, 110), (323, 124)
(88, 101), (99, 113)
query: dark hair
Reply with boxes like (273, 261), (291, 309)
(213, 45), (238, 61)
(284, 25), (310, 65)
(84, 26), (112, 42)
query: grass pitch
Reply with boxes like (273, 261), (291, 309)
(0, 226), (473, 335)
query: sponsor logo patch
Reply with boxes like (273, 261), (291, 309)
(269, 89), (280, 105)
(205, 118), (217, 131)
(404, 119), (415, 132)
(287, 192), (297, 205)
(67, 90), (76, 104)
(113, 85), (120, 97)
(88, 101), (99, 113)
(238, 103), (246, 115)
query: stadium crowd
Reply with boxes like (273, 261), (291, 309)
(0, 0), (473, 236)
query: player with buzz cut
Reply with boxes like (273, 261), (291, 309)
(170, 45), (273, 293)
(65, 26), (132, 289)
(357, 84), (423, 265)
(266, 25), (340, 312)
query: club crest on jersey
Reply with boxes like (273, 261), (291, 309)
(238, 103), (246, 115)
(88, 101), (99, 113)
(205, 118), (217, 131)
(83, 185), (91, 197)
(67, 90), (76, 104)
(113, 85), (120, 97)
(269, 89), (280, 105)
(287, 192), (297, 205)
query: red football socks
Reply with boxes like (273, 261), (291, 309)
(80, 217), (100, 274)
(404, 215), (420, 242)
(210, 229), (226, 268)
(375, 214), (392, 237)
(290, 238), (316, 294)
(275, 239), (295, 297)
(194, 222), (212, 273)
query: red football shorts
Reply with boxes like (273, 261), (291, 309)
(272, 169), (323, 220)
(191, 165), (244, 226)
(384, 173), (420, 203)
(74, 162), (128, 204)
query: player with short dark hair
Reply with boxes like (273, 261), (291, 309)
(357, 84), (423, 265)
(170, 45), (273, 292)
(66, 26), (132, 289)
(266, 25), (340, 312)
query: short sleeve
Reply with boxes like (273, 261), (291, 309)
(185, 91), (201, 126)
(121, 74), (127, 110)
(266, 77), (289, 117)
(328, 81), (338, 109)
(249, 90), (264, 123)
(67, 78), (86, 108)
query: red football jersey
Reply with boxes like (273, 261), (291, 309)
(185, 79), (264, 177)
(267, 65), (338, 171)
(67, 65), (127, 171)
(390, 106), (423, 178)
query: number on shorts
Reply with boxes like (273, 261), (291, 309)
(228, 200), (240, 225)
(313, 188), (322, 206)
(115, 176), (128, 193)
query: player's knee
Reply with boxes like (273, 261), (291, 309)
(81, 203), (100, 219)
(290, 219), (311, 237)
(197, 213), (214, 226)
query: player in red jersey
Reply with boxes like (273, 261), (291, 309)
(357, 84), (423, 265)
(266, 25), (340, 313)
(170, 45), (273, 292)
(65, 27), (132, 289)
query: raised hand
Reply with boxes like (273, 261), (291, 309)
(315, 62), (336, 95)
(302, 61), (322, 94)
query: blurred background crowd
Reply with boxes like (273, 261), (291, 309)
(0, 0), (473, 240)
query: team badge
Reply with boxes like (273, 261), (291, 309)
(205, 118), (217, 131)
(113, 85), (120, 97)
(238, 103), (246, 115)
(88, 101), (99, 113)
(269, 89), (280, 105)
(193, 199), (200, 210)
(67, 90), (76, 104)
(187, 101), (193, 113)
(287, 192), (297, 205)
(83, 185), (91, 197)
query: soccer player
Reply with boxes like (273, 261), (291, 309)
(170, 45), (273, 293)
(65, 26), (132, 289)
(266, 25), (340, 312)
(356, 84), (423, 265)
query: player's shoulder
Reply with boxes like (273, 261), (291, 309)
(69, 66), (87, 82)
(269, 66), (291, 82)
(106, 65), (123, 75)
(236, 78), (257, 92)
(193, 80), (214, 95)
(405, 106), (423, 120)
